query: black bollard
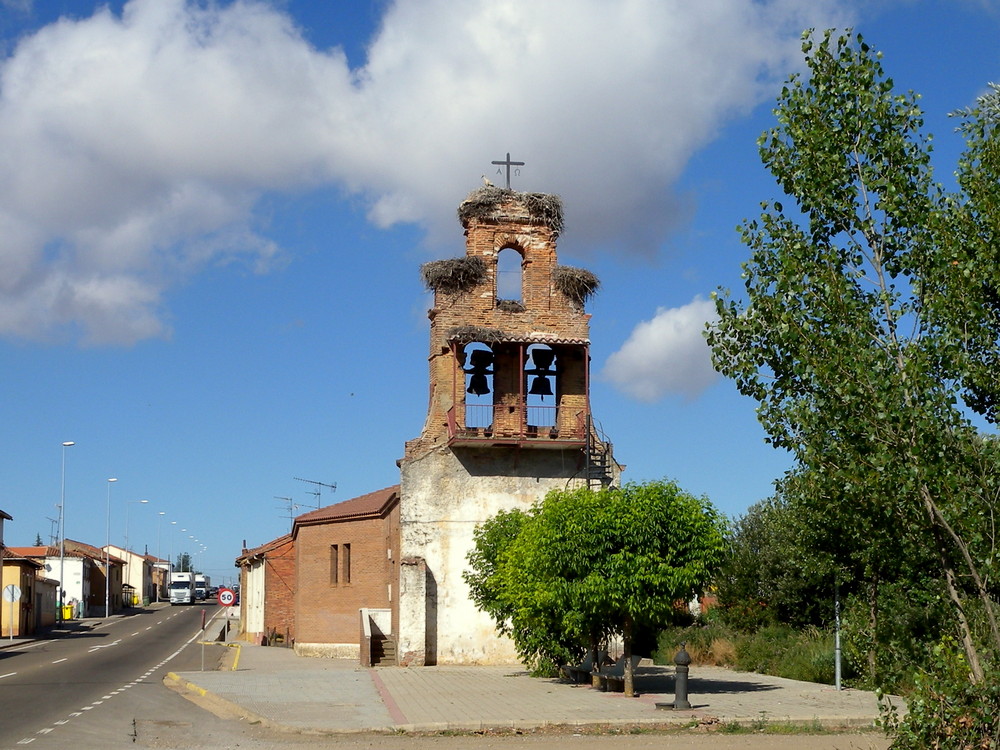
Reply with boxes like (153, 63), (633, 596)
(672, 642), (692, 710)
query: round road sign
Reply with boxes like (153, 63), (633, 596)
(217, 587), (235, 606)
(3, 584), (21, 603)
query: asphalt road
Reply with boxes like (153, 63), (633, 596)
(0, 606), (891, 750)
(0, 603), (227, 749)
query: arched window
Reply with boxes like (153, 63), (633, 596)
(463, 342), (494, 429)
(525, 344), (557, 429)
(496, 247), (523, 304)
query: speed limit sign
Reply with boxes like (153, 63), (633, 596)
(217, 587), (236, 606)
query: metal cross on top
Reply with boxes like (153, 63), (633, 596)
(491, 152), (525, 189)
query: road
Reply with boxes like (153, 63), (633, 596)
(0, 605), (890, 750)
(0, 602), (226, 749)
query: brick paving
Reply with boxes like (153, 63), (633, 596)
(167, 642), (902, 734)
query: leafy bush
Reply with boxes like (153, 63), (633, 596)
(659, 623), (851, 685)
(881, 638), (1000, 749)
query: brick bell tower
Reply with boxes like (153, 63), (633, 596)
(396, 185), (620, 666)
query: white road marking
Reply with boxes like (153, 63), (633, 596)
(0, 672), (16, 679)
(52, 658), (67, 664)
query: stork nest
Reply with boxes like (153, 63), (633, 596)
(458, 187), (564, 237)
(447, 325), (506, 344)
(420, 256), (487, 294)
(495, 299), (526, 313)
(553, 266), (600, 305)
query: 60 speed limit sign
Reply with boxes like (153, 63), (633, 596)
(217, 587), (236, 606)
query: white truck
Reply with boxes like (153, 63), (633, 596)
(195, 574), (210, 601)
(169, 572), (196, 605)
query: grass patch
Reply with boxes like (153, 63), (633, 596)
(658, 623), (849, 685)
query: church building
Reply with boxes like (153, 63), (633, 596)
(238, 184), (620, 665)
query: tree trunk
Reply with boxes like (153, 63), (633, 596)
(866, 575), (879, 685)
(623, 616), (635, 697)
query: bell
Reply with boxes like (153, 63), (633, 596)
(467, 373), (490, 396)
(469, 349), (494, 369)
(528, 375), (553, 397)
(530, 348), (555, 371)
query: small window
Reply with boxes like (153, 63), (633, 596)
(330, 545), (339, 585)
(343, 543), (351, 584)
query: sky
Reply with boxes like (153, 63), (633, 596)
(1, 0), (999, 586)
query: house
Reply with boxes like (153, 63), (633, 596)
(292, 487), (399, 659)
(237, 186), (619, 666)
(1, 549), (56, 636)
(236, 533), (295, 646)
(104, 545), (153, 607)
(13, 541), (124, 617)
(237, 487), (400, 657)
(147, 555), (171, 602)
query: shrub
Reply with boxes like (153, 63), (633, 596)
(881, 638), (1000, 749)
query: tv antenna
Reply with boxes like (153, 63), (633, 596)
(46, 516), (59, 546)
(274, 496), (299, 532)
(294, 477), (336, 509)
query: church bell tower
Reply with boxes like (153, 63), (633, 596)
(396, 185), (619, 666)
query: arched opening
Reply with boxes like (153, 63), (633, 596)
(462, 342), (494, 429)
(525, 344), (557, 430)
(496, 247), (523, 305)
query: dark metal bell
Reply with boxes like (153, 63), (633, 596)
(467, 373), (490, 395)
(528, 375), (553, 397)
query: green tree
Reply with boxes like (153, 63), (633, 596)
(707, 28), (1000, 696)
(175, 552), (193, 573)
(465, 480), (726, 695)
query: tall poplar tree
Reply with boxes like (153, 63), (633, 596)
(708, 29), (1000, 687)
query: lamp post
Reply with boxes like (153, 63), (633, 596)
(57, 441), (74, 621)
(105, 477), (117, 618)
(122, 499), (148, 608)
(169, 521), (177, 586)
(156, 512), (165, 601)
(124, 499), (149, 553)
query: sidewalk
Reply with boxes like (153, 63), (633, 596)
(167, 640), (902, 734)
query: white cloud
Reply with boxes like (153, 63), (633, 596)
(0, 0), (849, 344)
(601, 297), (720, 401)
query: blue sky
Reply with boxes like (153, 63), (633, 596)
(1, 0), (998, 585)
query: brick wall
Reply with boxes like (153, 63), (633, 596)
(263, 537), (296, 642)
(294, 506), (400, 646)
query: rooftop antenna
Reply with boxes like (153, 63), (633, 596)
(293, 477), (336, 510)
(46, 516), (59, 546)
(274, 496), (295, 532)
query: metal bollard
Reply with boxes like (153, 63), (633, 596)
(672, 642), (692, 709)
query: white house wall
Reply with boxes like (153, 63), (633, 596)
(245, 558), (265, 639)
(398, 445), (589, 665)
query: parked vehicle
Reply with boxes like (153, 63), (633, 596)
(169, 572), (195, 605)
(195, 574), (210, 601)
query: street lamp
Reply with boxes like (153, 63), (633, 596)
(124, 499), (149, 553)
(169, 521), (178, 578)
(57, 441), (74, 621)
(157, 512), (165, 560)
(122, 498), (149, 608)
(105, 477), (117, 618)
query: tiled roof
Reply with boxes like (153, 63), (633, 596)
(8, 545), (60, 557)
(294, 486), (399, 529)
(64, 539), (126, 564)
(236, 533), (293, 564)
